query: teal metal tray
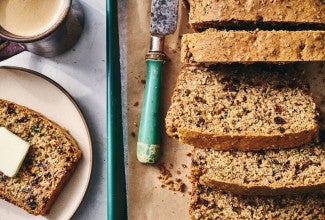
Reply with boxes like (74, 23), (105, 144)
(107, 0), (127, 219)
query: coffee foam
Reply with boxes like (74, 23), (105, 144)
(0, 0), (65, 37)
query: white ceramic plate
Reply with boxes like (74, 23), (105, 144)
(0, 67), (92, 220)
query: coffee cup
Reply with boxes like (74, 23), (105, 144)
(0, 0), (84, 61)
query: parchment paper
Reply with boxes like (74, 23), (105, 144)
(126, 1), (325, 219)
(127, 1), (193, 219)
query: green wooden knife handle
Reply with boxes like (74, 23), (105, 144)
(137, 58), (164, 163)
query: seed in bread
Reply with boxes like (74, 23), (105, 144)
(0, 99), (82, 215)
(165, 65), (319, 151)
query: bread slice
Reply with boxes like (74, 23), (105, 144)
(165, 65), (319, 151)
(181, 29), (325, 63)
(190, 150), (325, 220)
(0, 99), (82, 215)
(184, 0), (325, 31)
(195, 143), (325, 196)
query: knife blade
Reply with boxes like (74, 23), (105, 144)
(150, 0), (178, 36)
(137, 0), (179, 164)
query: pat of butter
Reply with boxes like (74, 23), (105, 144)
(0, 127), (30, 177)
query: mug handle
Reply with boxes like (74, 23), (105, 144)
(0, 37), (26, 61)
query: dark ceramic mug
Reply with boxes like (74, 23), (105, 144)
(0, 0), (84, 61)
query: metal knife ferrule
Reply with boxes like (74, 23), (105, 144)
(149, 35), (164, 52)
(146, 36), (167, 61)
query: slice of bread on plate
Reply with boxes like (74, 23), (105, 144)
(190, 149), (325, 219)
(165, 65), (319, 151)
(184, 0), (325, 31)
(181, 29), (325, 64)
(194, 143), (325, 196)
(0, 99), (82, 215)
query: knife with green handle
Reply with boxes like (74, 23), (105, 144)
(137, 0), (179, 164)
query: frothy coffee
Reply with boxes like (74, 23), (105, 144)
(0, 0), (64, 37)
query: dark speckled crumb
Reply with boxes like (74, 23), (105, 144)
(190, 148), (325, 220)
(0, 99), (81, 215)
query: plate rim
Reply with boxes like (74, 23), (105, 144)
(0, 66), (93, 219)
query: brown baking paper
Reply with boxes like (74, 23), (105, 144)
(126, 1), (325, 219)
(127, 1), (193, 219)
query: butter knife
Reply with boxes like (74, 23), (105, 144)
(137, 0), (179, 164)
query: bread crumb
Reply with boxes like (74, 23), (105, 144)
(157, 163), (187, 193)
(158, 164), (172, 180)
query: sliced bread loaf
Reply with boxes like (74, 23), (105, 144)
(0, 99), (82, 215)
(165, 65), (319, 151)
(181, 29), (325, 63)
(184, 0), (325, 31)
(195, 143), (325, 196)
(190, 150), (325, 220)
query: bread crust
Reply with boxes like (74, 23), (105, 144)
(199, 177), (325, 196)
(190, 148), (325, 219)
(181, 30), (325, 63)
(41, 163), (79, 215)
(186, 0), (325, 31)
(193, 143), (325, 196)
(174, 128), (319, 151)
(1, 162), (79, 215)
(0, 99), (82, 215)
(166, 65), (319, 151)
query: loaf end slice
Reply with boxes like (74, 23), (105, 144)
(195, 143), (325, 196)
(0, 99), (82, 215)
(190, 149), (325, 220)
(181, 30), (325, 64)
(185, 0), (325, 31)
(165, 65), (319, 151)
